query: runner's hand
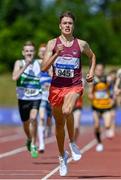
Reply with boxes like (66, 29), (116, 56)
(26, 56), (33, 65)
(86, 73), (94, 83)
(56, 44), (64, 55)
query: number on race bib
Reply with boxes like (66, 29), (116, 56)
(95, 91), (108, 99)
(56, 68), (74, 78)
(25, 88), (39, 97)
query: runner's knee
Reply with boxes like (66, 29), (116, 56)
(62, 105), (73, 116)
(95, 127), (100, 132)
(94, 123), (100, 129)
(105, 125), (111, 129)
(29, 115), (36, 122)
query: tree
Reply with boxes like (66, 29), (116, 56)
(0, 0), (121, 72)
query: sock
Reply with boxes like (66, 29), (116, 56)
(38, 125), (45, 150)
(95, 128), (101, 143)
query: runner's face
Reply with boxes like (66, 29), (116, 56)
(95, 65), (104, 77)
(59, 17), (74, 35)
(109, 73), (116, 82)
(22, 45), (35, 59)
(38, 47), (46, 59)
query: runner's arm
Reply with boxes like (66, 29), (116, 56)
(80, 41), (96, 82)
(41, 39), (63, 71)
(88, 83), (94, 100)
(48, 66), (53, 77)
(114, 77), (121, 96)
(12, 60), (30, 81)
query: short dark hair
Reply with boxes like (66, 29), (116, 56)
(96, 63), (105, 68)
(59, 11), (75, 23)
(108, 69), (117, 75)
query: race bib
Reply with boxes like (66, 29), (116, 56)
(25, 88), (40, 97)
(95, 91), (108, 99)
(55, 68), (74, 78)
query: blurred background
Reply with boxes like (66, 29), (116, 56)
(0, 0), (121, 124)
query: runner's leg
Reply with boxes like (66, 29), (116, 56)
(38, 106), (45, 152)
(23, 120), (31, 139)
(62, 93), (80, 142)
(93, 111), (101, 143)
(29, 109), (38, 145)
(52, 106), (65, 157)
(73, 109), (81, 142)
(103, 111), (113, 138)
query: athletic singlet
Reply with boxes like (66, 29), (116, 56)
(40, 71), (52, 101)
(92, 75), (113, 109)
(16, 59), (41, 100)
(51, 37), (82, 87)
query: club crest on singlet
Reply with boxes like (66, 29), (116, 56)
(72, 49), (78, 55)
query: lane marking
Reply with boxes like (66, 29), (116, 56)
(0, 146), (26, 159)
(41, 135), (106, 180)
(0, 173), (46, 176)
(0, 170), (47, 171)
(0, 136), (56, 159)
(0, 170), (120, 178)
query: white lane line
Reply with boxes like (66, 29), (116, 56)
(0, 170), (46, 172)
(0, 146), (26, 159)
(41, 135), (106, 180)
(0, 173), (46, 176)
(0, 136), (56, 159)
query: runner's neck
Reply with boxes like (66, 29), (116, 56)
(60, 35), (74, 47)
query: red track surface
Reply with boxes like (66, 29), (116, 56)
(0, 125), (121, 180)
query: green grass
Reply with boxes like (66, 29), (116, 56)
(0, 73), (17, 107)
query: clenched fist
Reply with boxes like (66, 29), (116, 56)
(86, 73), (94, 83)
(56, 44), (64, 55)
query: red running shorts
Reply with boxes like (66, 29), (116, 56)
(49, 85), (83, 107)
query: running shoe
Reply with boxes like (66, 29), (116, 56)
(38, 143), (45, 153)
(59, 151), (69, 176)
(96, 143), (104, 152)
(69, 142), (82, 161)
(106, 129), (115, 139)
(26, 139), (31, 152)
(30, 145), (38, 158)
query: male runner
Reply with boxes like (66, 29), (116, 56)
(12, 41), (41, 158)
(37, 44), (52, 153)
(41, 11), (96, 176)
(88, 63), (114, 152)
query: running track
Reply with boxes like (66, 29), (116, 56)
(0, 125), (121, 180)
